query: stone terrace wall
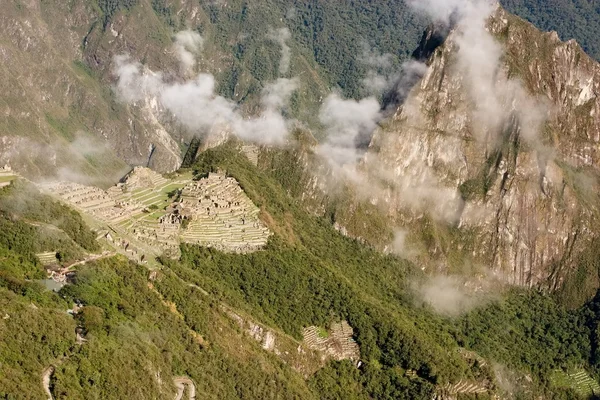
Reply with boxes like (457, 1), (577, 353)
(179, 172), (271, 253)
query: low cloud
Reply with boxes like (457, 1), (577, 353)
(358, 43), (395, 96)
(316, 0), (551, 230)
(390, 229), (422, 260)
(267, 27), (292, 75)
(173, 30), (204, 74)
(285, 7), (297, 20)
(113, 34), (299, 146)
(417, 275), (475, 316)
(317, 93), (382, 167)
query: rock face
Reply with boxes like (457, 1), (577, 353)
(0, 1), (187, 181)
(0, 0), (335, 183)
(365, 7), (600, 288)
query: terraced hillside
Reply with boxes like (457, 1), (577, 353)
(302, 321), (360, 363)
(179, 172), (271, 253)
(551, 368), (600, 397)
(45, 166), (271, 264)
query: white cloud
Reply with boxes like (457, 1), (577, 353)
(173, 30), (204, 73)
(267, 27), (292, 75)
(113, 35), (299, 146)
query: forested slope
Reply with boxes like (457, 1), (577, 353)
(2, 147), (600, 398)
(502, 0), (600, 60)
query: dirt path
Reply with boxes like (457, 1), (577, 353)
(63, 251), (116, 270)
(173, 377), (196, 400)
(44, 365), (196, 400)
(42, 366), (54, 400)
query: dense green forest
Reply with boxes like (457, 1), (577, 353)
(163, 144), (600, 398)
(502, 0), (600, 60)
(0, 181), (98, 279)
(4, 0), (600, 396)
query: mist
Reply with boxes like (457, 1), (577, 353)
(317, 93), (382, 167)
(417, 275), (476, 316)
(172, 30), (204, 75)
(113, 31), (299, 146)
(267, 27), (292, 75)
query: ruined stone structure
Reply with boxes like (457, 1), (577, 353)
(48, 181), (144, 224)
(37, 252), (58, 266)
(241, 145), (259, 166)
(46, 168), (270, 262)
(302, 321), (360, 362)
(179, 172), (271, 253)
(119, 166), (169, 191)
(432, 380), (491, 400)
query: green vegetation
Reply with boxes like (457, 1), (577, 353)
(286, 0), (425, 98)
(0, 180), (99, 252)
(0, 180), (99, 276)
(163, 144), (600, 398)
(550, 368), (600, 398)
(0, 287), (74, 398)
(502, 0), (600, 60)
(95, 0), (137, 28)
(458, 291), (590, 376)
(2, 147), (600, 398)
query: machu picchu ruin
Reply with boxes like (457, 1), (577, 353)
(550, 368), (600, 398)
(43, 167), (271, 264)
(36, 252), (59, 266)
(240, 145), (259, 166)
(178, 172), (271, 253)
(433, 380), (491, 400)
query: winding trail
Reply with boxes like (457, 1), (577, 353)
(173, 377), (196, 400)
(63, 251), (116, 270)
(41, 366), (54, 400)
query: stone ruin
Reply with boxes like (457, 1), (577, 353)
(45, 168), (271, 263)
(432, 348), (495, 400)
(48, 181), (144, 224)
(37, 252), (58, 266)
(433, 380), (492, 400)
(119, 166), (169, 191)
(302, 320), (360, 363)
(240, 145), (259, 166)
(178, 172), (271, 253)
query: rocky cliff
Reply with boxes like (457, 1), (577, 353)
(360, 6), (600, 291)
(0, 1), (188, 184)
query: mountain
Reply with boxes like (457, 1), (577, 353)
(4, 1), (600, 399)
(1, 146), (598, 399)
(502, 0), (600, 60)
(271, 4), (600, 308)
(374, 6), (600, 293)
(0, 0), (428, 184)
(4, 0), (600, 187)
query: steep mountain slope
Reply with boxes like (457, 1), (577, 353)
(5, 2), (600, 398)
(254, 4), (600, 304)
(3, 0), (600, 187)
(0, 0), (427, 183)
(323, 6), (600, 299)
